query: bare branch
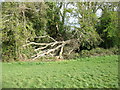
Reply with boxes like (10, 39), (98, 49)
(35, 35), (56, 42)
(23, 42), (53, 47)
(23, 35), (75, 60)
(34, 42), (54, 51)
(59, 44), (65, 59)
(68, 49), (74, 55)
(32, 40), (71, 60)
(47, 35), (56, 42)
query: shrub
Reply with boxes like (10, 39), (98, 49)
(63, 52), (80, 60)
(80, 47), (118, 57)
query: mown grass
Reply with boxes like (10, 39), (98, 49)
(2, 55), (118, 88)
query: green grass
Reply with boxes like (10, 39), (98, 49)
(2, 55), (118, 88)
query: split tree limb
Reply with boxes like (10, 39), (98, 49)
(23, 35), (76, 60)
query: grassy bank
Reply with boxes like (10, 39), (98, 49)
(2, 55), (118, 88)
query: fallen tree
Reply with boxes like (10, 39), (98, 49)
(23, 35), (80, 60)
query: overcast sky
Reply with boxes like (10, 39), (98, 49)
(0, 0), (4, 2)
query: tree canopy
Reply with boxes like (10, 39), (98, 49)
(1, 2), (119, 61)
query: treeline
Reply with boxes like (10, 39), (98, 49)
(1, 2), (119, 61)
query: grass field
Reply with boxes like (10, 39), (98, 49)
(2, 55), (118, 88)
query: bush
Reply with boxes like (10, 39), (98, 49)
(80, 47), (118, 57)
(63, 52), (80, 60)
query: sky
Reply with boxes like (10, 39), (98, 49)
(0, 0), (4, 2)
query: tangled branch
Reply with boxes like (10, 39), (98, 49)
(23, 35), (78, 60)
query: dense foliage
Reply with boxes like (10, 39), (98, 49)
(1, 2), (119, 61)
